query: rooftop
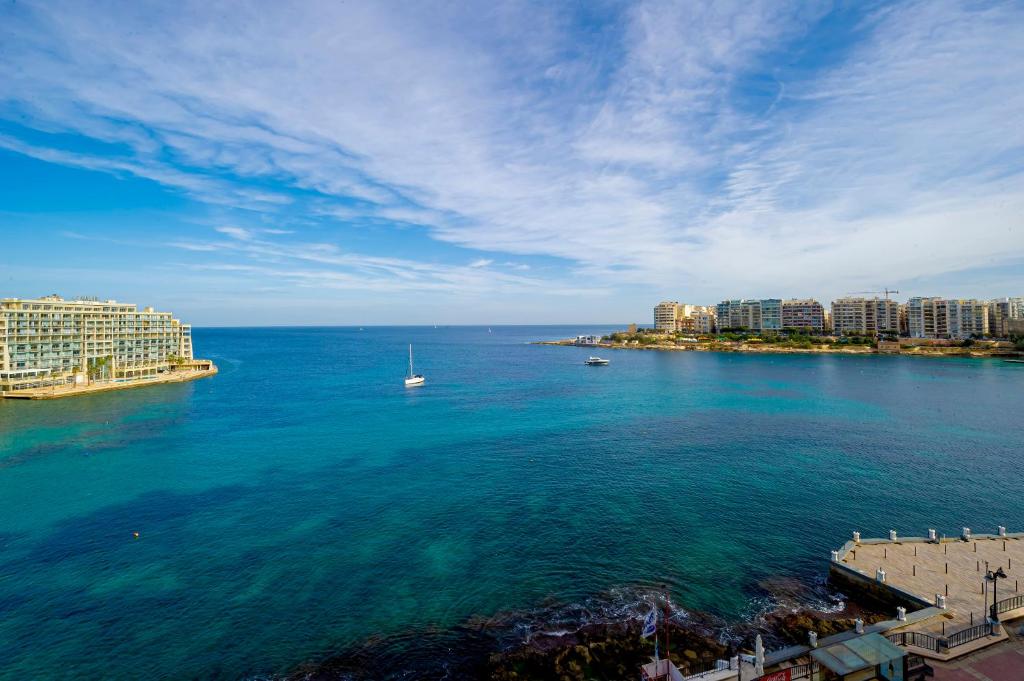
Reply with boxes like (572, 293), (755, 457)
(811, 632), (905, 675)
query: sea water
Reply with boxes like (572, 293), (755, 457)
(1, 326), (1022, 679)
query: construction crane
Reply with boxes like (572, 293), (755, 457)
(848, 288), (900, 300)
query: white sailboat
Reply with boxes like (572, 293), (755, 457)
(404, 344), (425, 387)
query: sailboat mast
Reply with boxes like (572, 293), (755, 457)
(408, 344), (413, 377)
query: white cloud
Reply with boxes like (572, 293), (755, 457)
(214, 226), (254, 241)
(164, 228), (601, 298)
(2, 0), (1023, 311)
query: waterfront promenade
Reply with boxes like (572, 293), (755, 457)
(833, 529), (1024, 660)
(1, 365), (217, 399)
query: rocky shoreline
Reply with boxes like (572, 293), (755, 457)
(284, 578), (887, 681)
(537, 338), (1023, 359)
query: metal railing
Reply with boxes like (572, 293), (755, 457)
(945, 621), (992, 649)
(889, 620), (993, 653)
(887, 631), (939, 652)
(995, 593), (1024, 615)
(751, 662), (817, 681)
(678, 657), (731, 679)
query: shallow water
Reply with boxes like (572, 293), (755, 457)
(1, 326), (1022, 679)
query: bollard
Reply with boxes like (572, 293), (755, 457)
(855, 618), (864, 634)
(853, 531), (861, 544)
(963, 527), (971, 541)
(877, 568), (886, 583)
(928, 528), (937, 542)
(831, 550), (840, 563)
(999, 526), (1007, 537)
(809, 631), (818, 648)
(937, 594), (947, 609)
(889, 529), (898, 542)
(897, 607), (907, 622)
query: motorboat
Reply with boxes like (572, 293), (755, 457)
(584, 356), (610, 366)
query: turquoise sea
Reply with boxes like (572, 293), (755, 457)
(1, 326), (1023, 679)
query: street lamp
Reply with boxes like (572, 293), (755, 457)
(985, 567), (1007, 621)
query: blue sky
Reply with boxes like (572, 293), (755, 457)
(1, 0), (1022, 325)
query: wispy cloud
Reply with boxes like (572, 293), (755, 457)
(2, 0), (1023, 320)
(164, 228), (601, 298)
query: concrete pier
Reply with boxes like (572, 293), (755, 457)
(832, 529), (1024, 659)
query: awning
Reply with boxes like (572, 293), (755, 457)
(811, 633), (905, 676)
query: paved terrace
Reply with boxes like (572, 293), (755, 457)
(836, 529), (1024, 637)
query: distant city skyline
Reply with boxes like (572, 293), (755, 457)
(1, 0), (1023, 326)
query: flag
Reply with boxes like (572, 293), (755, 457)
(642, 607), (657, 638)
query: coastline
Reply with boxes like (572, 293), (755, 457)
(535, 338), (1023, 360)
(284, 577), (883, 681)
(1, 365), (218, 400)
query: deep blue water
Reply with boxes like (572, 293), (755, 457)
(1, 326), (1022, 679)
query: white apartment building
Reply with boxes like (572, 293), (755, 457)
(907, 297), (990, 339)
(913, 296), (991, 339)
(830, 298), (899, 336)
(1011, 297), (1024, 319)
(947, 299), (989, 339)
(716, 300), (756, 330)
(907, 297), (945, 338)
(689, 308), (717, 334)
(654, 302), (716, 333)
(1, 295), (195, 392)
(653, 301), (681, 331)
(715, 299), (781, 332)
